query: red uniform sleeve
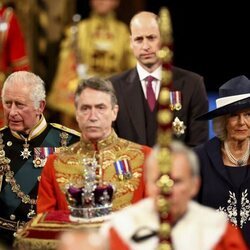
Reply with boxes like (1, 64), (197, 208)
(109, 227), (130, 250)
(214, 223), (248, 250)
(37, 154), (68, 213)
(6, 8), (30, 71)
(131, 146), (152, 203)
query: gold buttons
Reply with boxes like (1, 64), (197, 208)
(10, 214), (16, 220)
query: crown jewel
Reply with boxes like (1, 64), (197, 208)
(66, 157), (115, 222)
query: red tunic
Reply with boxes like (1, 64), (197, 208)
(37, 132), (151, 214)
(0, 6), (30, 126)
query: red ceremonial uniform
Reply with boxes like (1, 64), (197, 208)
(37, 131), (151, 214)
(0, 6), (30, 126)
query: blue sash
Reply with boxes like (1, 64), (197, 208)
(0, 128), (62, 214)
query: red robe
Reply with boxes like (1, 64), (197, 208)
(101, 198), (248, 250)
(109, 223), (248, 250)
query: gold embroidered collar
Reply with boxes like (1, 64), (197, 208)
(11, 115), (47, 141)
(79, 130), (118, 151)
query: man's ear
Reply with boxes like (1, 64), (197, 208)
(75, 110), (80, 124)
(112, 104), (119, 122)
(38, 100), (46, 114)
(191, 176), (201, 198)
(130, 36), (133, 50)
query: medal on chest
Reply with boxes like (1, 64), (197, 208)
(33, 147), (55, 168)
(114, 159), (132, 181)
(20, 138), (31, 159)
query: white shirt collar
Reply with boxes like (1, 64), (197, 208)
(137, 63), (162, 99)
(136, 63), (162, 81)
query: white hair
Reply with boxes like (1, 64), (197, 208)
(146, 140), (200, 180)
(2, 71), (46, 109)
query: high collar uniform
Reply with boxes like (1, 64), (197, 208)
(0, 116), (80, 246)
(37, 130), (151, 213)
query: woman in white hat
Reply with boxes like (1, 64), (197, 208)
(195, 75), (250, 247)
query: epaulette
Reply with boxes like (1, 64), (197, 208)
(0, 126), (8, 132)
(50, 123), (81, 137)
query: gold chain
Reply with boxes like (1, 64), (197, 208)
(0, 132), (36, 205)
(4, 166), (36, 205)
(0, 131), (69, 205)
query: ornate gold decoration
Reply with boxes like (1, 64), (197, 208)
(158, 8), (173, 45)
(161, 70), (172, 86)
(156, 6), (174, 249)
(5, 169), (36, 205)
(159, 222), (171, 238)
(157, 195), (170, 213)
(0, 122), (74, 219)
(157, 110), (172, 125)
(158, 242), (172, 250)
(157, 175), (174, 194)
(158, 89), (170, 105)
(172, 117), (186, 136)
(54, 130), (145, 211)
(157, 46), (173, 63)
(157, 129), (172, 147)
(59, 131), (69, 147)
(20, 138), (31, 159)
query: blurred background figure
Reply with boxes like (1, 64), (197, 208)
(57, 229), (106, 250)
(47, 0), (136, 130)
(100, 141), (247, 249)
(0, 0), (30, 126)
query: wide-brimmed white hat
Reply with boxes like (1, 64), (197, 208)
(197, 75), (250, 120)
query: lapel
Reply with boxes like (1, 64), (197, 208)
(172, 67), (185, 119)
(123, 69), (147, 143)
(205, 137), (233, 186)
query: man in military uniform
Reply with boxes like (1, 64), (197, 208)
(0, 71), (80, 247)
(0, 0), (30, 127)
(47, 0), (135, 129)
(37, 77), (151, 213)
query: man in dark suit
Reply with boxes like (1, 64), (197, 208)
(110, 11), (208, 147)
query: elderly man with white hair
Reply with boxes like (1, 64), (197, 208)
(0, 71), (80, 247)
